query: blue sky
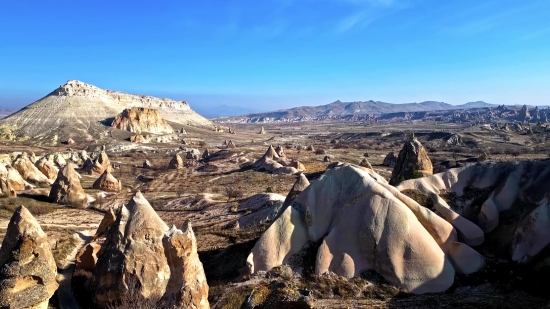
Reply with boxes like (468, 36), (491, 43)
(1, 0), (549, 114)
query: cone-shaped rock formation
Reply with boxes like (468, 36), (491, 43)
(0, 206), (58, 309)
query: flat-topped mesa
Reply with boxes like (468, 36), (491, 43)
(0, 80), (212, 142)
(54, 80), (192, 111)
(111, 107), (174, 134)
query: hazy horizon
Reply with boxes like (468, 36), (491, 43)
(1, 0), (549, 112)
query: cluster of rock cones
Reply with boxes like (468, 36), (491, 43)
(0, 192), (209, 309)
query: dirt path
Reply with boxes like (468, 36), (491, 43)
(57, 230), (94, 309)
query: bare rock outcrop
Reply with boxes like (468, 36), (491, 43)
(6, 165), (29, 191)
(259, 126), (266, 134)
(202, 149), (210, 160)
(389, 133), (433, 185)
(282, 173), (310, 209)
(35, 158), (59, 181)
(382, 152), (397, 167)
(289, 161), (306, 172)
(517, 104), (530, 122)
(0, 179), (16, 197)
(247, 164), (482, 294)
(0, 206), (58, 309)
(143, 160), (153, 168)
(84, 151), (112, 176)
(397, 160), (550, 261)
(252, 145), (298, 175)
(92, 170), (121, 192)
(112, 107), (174, 134)
(169, 154), (184, 169)
(49, 163), (87, 206)
(0, 80), (213, 143)
(359, 158), (373, 169)
(87, 192), (209, 308)
(129, 134), (145, 143)
(226, 140), (236, 149)
(12, 156), (52, 185)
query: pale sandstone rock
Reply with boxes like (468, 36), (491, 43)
(389, 133), (433, 185)
(6, 165), (29, 191)
(88, 192), (209, 308)
(247, 164), (480, 294)
(112, 107), (174, 134)
(359, 158), (373, 169)
(49, 163), (87, 206)
(169, 154), (184, 169)
(282, 173), (310, 209)
(0, 179), (16, 197)
(396, 160), (550, 264)
(12, 156), (52, 185)
(0, 206), (58, 309)
(92, 170), (121, 192)
(84, 151), (112, 176)
(35, 158), (59, 181)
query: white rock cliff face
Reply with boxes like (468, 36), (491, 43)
(247, 164), (483, 294)
(0, 80), (212, 141)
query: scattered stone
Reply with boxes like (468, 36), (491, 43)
(143, 160), (153, 168)
(67, 138), (75, 144)
(323, 155), (331, 162)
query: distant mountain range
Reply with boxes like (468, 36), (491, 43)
(221, 100), (498, 120)
(194, 104), (261, 118)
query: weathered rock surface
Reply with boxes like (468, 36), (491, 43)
(84, 151), (112, 176)
(169, 154), (184, 169)
(226, 140), (236, 149)
(253, 146), (298, 175)
(247, 164), (482, 294)
(0, 179), (16, 197)
(87, 192), (209, 308)
(282, 173), (310, 209)
(397, 160), (550, 262)
(359, 158), (373, 169)
(6, 165), (29, 191)
(0, 80), (213, 142)
(35, 158), (59, 181)
(382, 152), (397, 167)
(259, 126), (266, 134)
(49, 164), (87, 206)
(12, 156), (52, 185)
(389, 134), (433, 185)
(112, 107), (174, 134)
(92, 170), (121, 192)
(0, 206), (58, 309)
